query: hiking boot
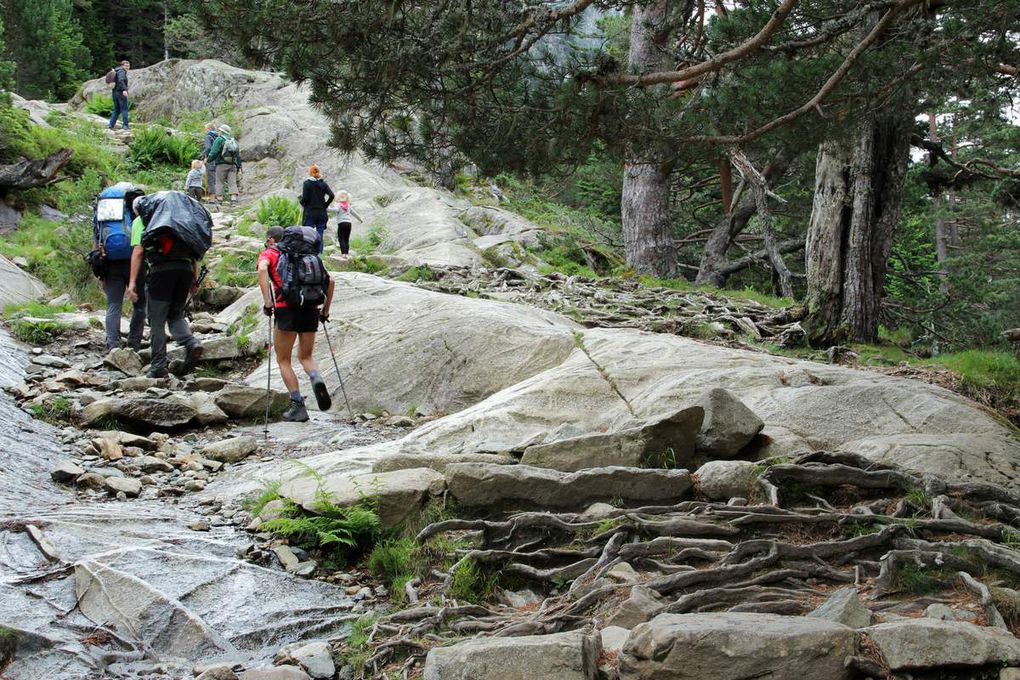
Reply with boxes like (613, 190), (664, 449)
(311, 375), (332, 412)
(145, 367), (169, 379)
(282, 398), (309, 422)
(174, 343), (204, 377)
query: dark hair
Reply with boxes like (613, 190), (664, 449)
(266, 226), (285, 242)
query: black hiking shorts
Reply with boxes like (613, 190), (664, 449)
(275, 306), (319, 333)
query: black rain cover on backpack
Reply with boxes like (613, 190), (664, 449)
(134, 191), (213, 261)
(276, 226), (328, 307)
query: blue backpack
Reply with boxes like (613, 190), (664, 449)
(93, 183), (144, 261)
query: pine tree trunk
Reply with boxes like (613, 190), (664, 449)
(620, 0), (678, 277)
(804, 112), (912, 346)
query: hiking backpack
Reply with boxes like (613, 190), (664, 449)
(219, 136), (240, 165)
(133, 190), (214, 265)
(276, 226), (328, 307)
(93, 183), (144, 262)
(105, 69), (117, 84)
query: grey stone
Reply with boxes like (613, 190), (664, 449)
(606, 586), (667, 629)
(114, 377), (161, 391)
(135, 456), (174, 473)
(214, 385), (290, 419)
(104, 348), (144, 376)
(115, 397), (198, 429)
(424, 630), (600, 680)
(521, 406), (704, 472)
(864, 618), (1020, 670)
(202, 436), (258, 463)
(238, 668), (311, 680)
(188, 392), (231, 425)
(51, 461), (84, 483)
(196, 666), (239, 680)
(580, 503), (618, 520)
(371, 451), (515, 474)
(695, 460), (760, 501)
(169, 335), (241, 363)
(605, 562), (641, 584)
(104, 477), (142, 497)
(75, 472), (105, 490)
(31, 354), (71, 369)
(96, 430), (157, 450)
(444, 463), (692, 509)
(618, 613), (854, 680)
(808, 587), (872, 629)
(925, 603), (977, 622)
(283, 468), (446, 528)
(695, 388), (764, 457)
(273, 545), (300, 571)
(276, 640), (335, 679)
(600, 626), (631, 654)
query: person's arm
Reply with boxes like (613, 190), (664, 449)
(299, 179), (309, 207)
(127, 245), (144, 302)
(257, 256), (274, 315)
(351, 207), (363, 222)
(207, 136), (222, 165)
(323, 183), (335, 209)
(321, 276), (335, 321)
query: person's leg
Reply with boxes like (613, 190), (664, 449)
(316, 221), (327, 254)
(103, 269), (126, 349)
(227, 167), (239, 203)
(206, 165), (216, 197)
(165, 269), (203, 375)
(120, 94), (129, 129)
(298, 328), (332, 411)
(339, 222), (352, 255)
(215, 164), (229, 202)
(127, 269), (147, 350)
(146, 270), (172, 376)
(274, 329), (300, 394)
(108, 94), (120, 129)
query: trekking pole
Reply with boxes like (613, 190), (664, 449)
(263, 288), (274, 440)
(320, 318), (354, 420)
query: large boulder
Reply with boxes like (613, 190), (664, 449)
(213, 384), (289, 419)
(201, 436), (258, 463)
(863, 619), (1020, 670)
(115, 397), (197, 430)
(618, 613), (854, 680)
(520, 406), (704, 472)
(443, 463), (693, 509)
(423, 630), (600, 680)
(282, 468), (446, 528)
(0, 255), (47, 308)
(695, 388), (763, 457)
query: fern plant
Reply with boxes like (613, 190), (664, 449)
(256, 195), (302, 227)
(84, 94), (113, 118)
(128, 126), (202, 169)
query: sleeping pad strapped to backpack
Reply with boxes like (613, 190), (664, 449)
(276, 226), (328, 307)
(93, 182), (146, 262)
(132, 191), (213, 266)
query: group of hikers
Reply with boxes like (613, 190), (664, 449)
(93, 166), (361, 423)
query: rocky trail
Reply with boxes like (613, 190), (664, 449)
(2, 59), (1020, 680)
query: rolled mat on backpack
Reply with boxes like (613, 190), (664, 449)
(133, 191), (214, 260)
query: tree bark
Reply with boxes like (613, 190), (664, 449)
(0, 148), (74, 192)
(730, 151), (794, 297)
(804, 111), (912, 345)
(620, 0), (679, 277)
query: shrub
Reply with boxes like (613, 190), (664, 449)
(256, 196), (301, 227)
(448, 557), (499, 604)
(84, 94), (113, 118)
(128, 126), (202, 169)
(367, 538), (416, 585)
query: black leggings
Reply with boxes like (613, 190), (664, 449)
(337, 221), (352, 255)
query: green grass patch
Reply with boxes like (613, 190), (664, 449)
(31, 397), (73, 424)
(922, 350), (1020, 393)
(448, 557), (499, 604)
(127, 125), (202, 169)
(214, 251), (259, 287)
(260, 497), (381, 557)
(256, 195), (301, 227)
(4, 301), (74, 318)
(347, 255), (389, 275)
(638, 275), (794, 309)
(336, 615), (378, 676)
(395, 265), (437, 283)
(641, 447), (681, 469)
(241, 480), (281, 517)
(9, 318), (70, 345)
(227, 303), (260, 350)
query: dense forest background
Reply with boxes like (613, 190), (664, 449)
(0, 0), (1017, 362)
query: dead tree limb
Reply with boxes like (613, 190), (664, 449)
(0, 148), (74, 191)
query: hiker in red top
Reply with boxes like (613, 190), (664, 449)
(258, 226), (335, 422)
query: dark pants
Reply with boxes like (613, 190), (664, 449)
(146, 267), (198, 372)
(337, 221), (352, 255)
(188, 187), (203, 201)
(303, 214), (328, 254)
(109, 92), (129, 129)
(103, 260), (146, 350)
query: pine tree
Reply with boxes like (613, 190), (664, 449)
(2, 0), (90, 100)
(0, 16), (15, 92)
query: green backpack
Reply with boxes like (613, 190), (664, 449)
(220, 135), (240, 165)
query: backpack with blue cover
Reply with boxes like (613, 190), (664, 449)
(276, 226), (328, 307)
(93, 182), (144, 262)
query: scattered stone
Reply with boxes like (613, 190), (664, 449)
(239, 668), (312, 680)
(606, 562), (641, 584)
(695, 460), (759, 501)
(214, 385), (290, 419)
(190, 521), (211, 532)
(600, 626), (630, 654)
(580, 502), (618, 520)
(51, 461), (84, 483)
(189, 377), (231, 392)
(501, 588), (542, 608)
(423, 630), (600, 680)
(695, 388), (764, 457)
(75, 472), (105, 490)
(925, 603), (978, 622)
(606, 585), (667, 629)
(276, 640), (335, 679)
(196, 666), (240, 680)
(169, 335), (241, 363)
(189, 392), (230, 425)
(104, 477), (141, 498)
(387, 415), (415, 427)
(185, 480), (207, 492)
(31, 354), (72, 369)
(273, 545), (300, 571)
(444, 463), (692, 509)
(202, 436), (258, 463)
(131, 455), (173, 473)
(521, 406), (704, 472)
(115, 397), (198, 429)
(864, 618), (1020, 670)
(292, 561), (317, 577)
(104, 348), (144, 376)
(114, 377), (161, 392)
(618, 613), (854, 679)
(371, 451), (515, 474)
(97, 430), (156, 450)
(808, 587), (872, 629)
(93, 437), (124, 461)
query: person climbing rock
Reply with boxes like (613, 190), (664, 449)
(258, 226), (335, 422)
(127, 192), (212, 378)
(186, 159), (206, 202)
(334, 190), (362, 256)
(299, 165), (335, 254)
(200, 123), (218, 198)
(207, 124), (242, 206)
(107, 60), (130, 130)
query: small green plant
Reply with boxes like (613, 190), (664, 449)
(893, 563), (943, 595)
(242, 480), (282, 517)
(1004, 528), (1020, 551)
(227, 304), (260, 349)
(256, 195), (302, 227)
(336, 615), (378, 676)
(214, 252), (259, 287)
(448, 557), (499, 604)
(396, 265), (437, 283)
(10, 318), (70, 345)
(903, 488), (932, 516)
(347, 255), (389, 275)
(367, 538), (416, 585)
(0, 625), (17, 675)
(31, 397), (72, 424)
(367, 406), (386, 418)
(406, 402), (419, 418)
(84, 94), (113, 117)
(128, 126), (202, 168)
(641, 447), (679, 469)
